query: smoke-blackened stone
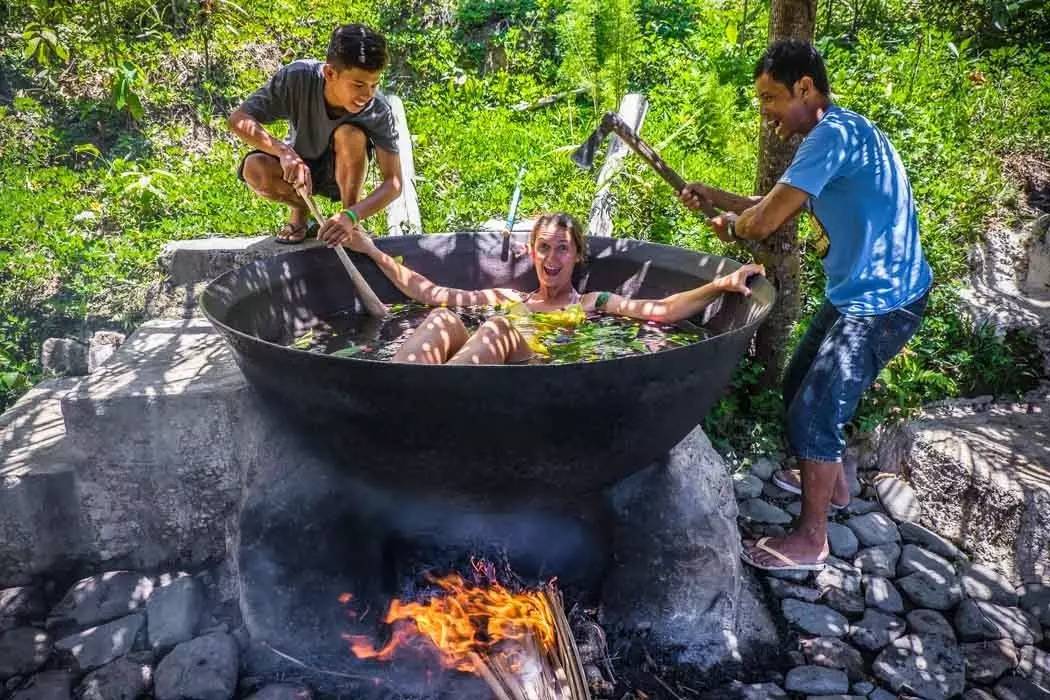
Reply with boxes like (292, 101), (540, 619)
(0, 627), (52, 679)
(48, 572), (152, 629)
(782, 599), (849, 638)
(784, 666), (849, 695)
(849, 609), (906, 651)
(800, 637), (866, 681)
(906, 610), (957, 641)
(155, 632), (238, 700)
(78, 658), (153, 700)
(147, 575), (204, 652)
(55, 613), (144, 672)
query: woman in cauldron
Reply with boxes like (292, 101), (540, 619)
(336, 213), (764, 365)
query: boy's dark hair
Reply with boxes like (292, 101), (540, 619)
(327, 24), (387, 72)
(753, 39), (830, 96)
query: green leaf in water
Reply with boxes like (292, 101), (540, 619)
(331, 345), (363, 358)
(290, 328), (316, 350)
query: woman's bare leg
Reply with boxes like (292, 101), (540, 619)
(393, 308), (468, 364)
(448, 316), (532, 365)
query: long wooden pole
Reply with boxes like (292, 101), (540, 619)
(295, 187), (387, 317)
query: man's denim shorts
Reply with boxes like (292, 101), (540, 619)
(783, 290), (930, 463)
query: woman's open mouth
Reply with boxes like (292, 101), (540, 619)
(543, 265), (562, 278)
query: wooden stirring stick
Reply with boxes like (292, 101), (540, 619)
(295, 186), (387, 318)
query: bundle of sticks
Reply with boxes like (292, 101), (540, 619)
(468, 587), (592, 700)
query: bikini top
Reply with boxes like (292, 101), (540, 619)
(519, 288), (582, 307)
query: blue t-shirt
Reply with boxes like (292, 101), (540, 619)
(779, 105), (933, 315)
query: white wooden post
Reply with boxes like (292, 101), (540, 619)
(384, 94), (422, 236)
(585, 93), (649, 238)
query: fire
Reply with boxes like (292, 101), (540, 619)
(346, 573), (557, 674)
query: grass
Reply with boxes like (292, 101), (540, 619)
(1, 0), (1048, 456)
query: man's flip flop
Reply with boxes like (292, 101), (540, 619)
(772, 468), (849, 510)
(740, 537), (829, 572)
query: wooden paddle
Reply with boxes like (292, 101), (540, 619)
(295, 186), (387, 318)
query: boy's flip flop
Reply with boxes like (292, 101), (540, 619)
(772, 468), (850, 510)
(740, 537), (829, 572)
(274, 221), (317, 245)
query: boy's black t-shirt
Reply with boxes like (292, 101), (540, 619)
(240, 59), (399, 159)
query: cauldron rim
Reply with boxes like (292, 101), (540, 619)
(199, 233), (773, 370)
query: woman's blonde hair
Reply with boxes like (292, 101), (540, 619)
(529, 213), (586, 262)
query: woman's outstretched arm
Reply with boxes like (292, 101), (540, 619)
(344, 228), (518, 307)
(583, 263), (765, 324)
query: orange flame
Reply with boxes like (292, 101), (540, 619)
(346, 573), (557, 674)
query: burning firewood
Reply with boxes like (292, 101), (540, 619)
(347, 574), (592, 700)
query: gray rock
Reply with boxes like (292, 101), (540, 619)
(800, 637), (866, 681)
(147, 575), (205, 652)
(733, 474), (764, 500)
(816, 559), (866, 616)
(956, 599), (1044, 645)
(898, 570), (964, 610)
(852, 680), (875, 695)
(874, 475), (921, 523)
(865, 576), (905, 614)
(872, 634), (965, 700)
(805, 696), (864, 700)
(1020, 584), (1050, 627)
(822, 588), (867, 618)
(604, 427), (778, 671)
(784, 665), (849, 695)
(828, 523), (859, 559)
(739, 498), (792, 524)
(87, 331), (125, 373)
(849, 609), (906, 651)
(817, 558), (863, 595)
(964, 690), (997, 700)
(845, 513), (900, 547)
(843, 499), (882, 516)
(10, 670), (75, 700)
(155, 632), (238, 700)
(78, 658), (153, 700)
(750, 457), (778, 481)
(766, 566), (813, 582)
(40, 339), (88, 377)
(763, 480), (795, 499)
(906, 610), (957, 641)
(0, 587), (48, 627)
(993, 675), (1050, 699)
(961, 563), (1019, 606)
(1018, 645), (1050, 689)
(698, 681), (788, 699)
(899, 521), (967, 562)
(962, 639), (1019, 684)
(245, 685), (313, 700)
(0, 627), (52, 679)
(49, 571), (153, 628)
(782, 599), (849, 637)
(766, 578), (822, 603)
(897, 543), (955, 580)
(854, 543), (901, 577)
(55, 613), (144, 672)
(869, 690), (897, 700)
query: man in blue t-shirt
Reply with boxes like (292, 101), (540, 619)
(680, 39), (933, 573)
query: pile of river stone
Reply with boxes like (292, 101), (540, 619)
(0, 571), (310, 700)
(717, 454), (1050, 700)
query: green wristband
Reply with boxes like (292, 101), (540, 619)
(343, 208), (360, 224)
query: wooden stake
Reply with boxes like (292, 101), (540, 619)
(295, 186), (387, 318)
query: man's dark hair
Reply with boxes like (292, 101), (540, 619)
(753, 39), (830, 96)
(327, 24), (387, 72)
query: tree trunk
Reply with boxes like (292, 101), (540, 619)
(752, 0), (817, 386)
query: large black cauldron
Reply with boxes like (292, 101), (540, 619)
(200, 232), (772, 498)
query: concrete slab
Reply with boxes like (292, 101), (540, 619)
(158, 236), (324, 288)
(60, 319), (256, 572)
(0, 379), (86, 583)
